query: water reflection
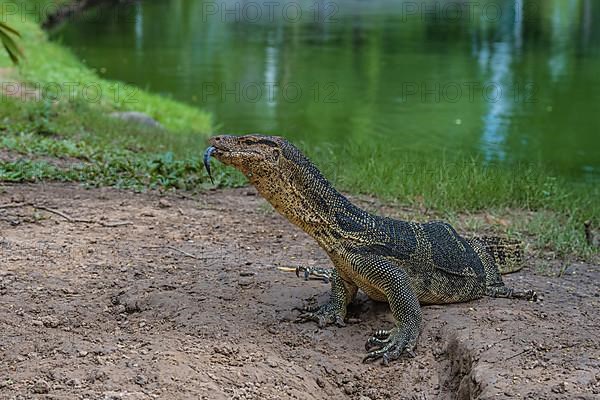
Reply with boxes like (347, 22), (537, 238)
(477, 1), (521, 162)
(51, 0), (600, 181)
(134, 2), (142, 54)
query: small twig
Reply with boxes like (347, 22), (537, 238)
(165, 246), (200, 259)
(503, 348), (533, 362)
(1, 202), (131, 227)
(143, 246), (225, 260)
(143, 245), (203, 260)
(0, 202), (28, 209)
(34, 205), (92, 223)
(277, 266), (297, 273)
(99, 221), (133, 228)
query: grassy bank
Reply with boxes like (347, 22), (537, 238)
(0, 0), (212, 132)
(0, 0), (597, 261)
(0, 1), (243, 184)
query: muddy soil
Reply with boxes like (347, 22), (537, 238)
(0, 183), (598, 400)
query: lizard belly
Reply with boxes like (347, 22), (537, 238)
(330, 253), (388, 302)
(353, 273), (388, 302)
(408, 269), (486, 305)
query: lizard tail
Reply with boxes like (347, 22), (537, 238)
(475, 236), (524, 274)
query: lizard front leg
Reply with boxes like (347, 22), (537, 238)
(355, 255), (422, 365)
(296, 269), (357, 327)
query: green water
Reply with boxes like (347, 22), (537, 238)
(51, 0), (600, 182)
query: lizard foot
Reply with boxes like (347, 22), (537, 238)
(485, 285), (538, 301)
(363, 327), (417, 365)
(295, 302), (345, 328)
(295, 266), (332, 283)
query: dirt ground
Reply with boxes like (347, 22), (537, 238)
(0, 183), (598, 400)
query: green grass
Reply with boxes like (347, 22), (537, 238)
(0, 0), (597, 262)
(0, 0), (212, 133)
(0, 98), (245, 190)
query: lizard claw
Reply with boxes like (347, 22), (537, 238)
(365, 336), (390, 351)
(362, 327), (418, 365)
(295, 266), (309, 280)
(295, 266), (332, 283)
(295, 303), (345, 328)
(295, 312), (345, 328)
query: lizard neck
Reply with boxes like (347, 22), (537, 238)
(249, 163), (370, 252)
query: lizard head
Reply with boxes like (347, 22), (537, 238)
(204, 134), (333, 213)
(205, 134), (289, 183)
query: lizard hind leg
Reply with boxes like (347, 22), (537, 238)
(485, 284), (537, 301)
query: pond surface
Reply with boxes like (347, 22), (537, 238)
(51, 0), (600, 182)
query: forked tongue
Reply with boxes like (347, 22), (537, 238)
(203, 146), (216, 184)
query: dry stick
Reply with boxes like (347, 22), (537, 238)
(503, 348), (533, 362)
(38, 207), (132, 227)
(164, 246), (199, 259)
(1, 202), (131, 227)
(34, 205), (93, 223)
(99, 221), (133, 228)
(143, 245), (202, 260)
(0, 202), (28, 209)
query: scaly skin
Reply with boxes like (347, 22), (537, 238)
(205, 134), (536, 364)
